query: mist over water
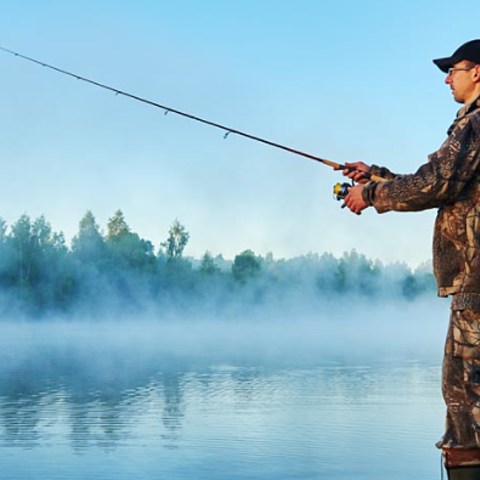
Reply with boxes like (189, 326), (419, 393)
(0, 288), (448, 479)
(1, 294), (448, 369)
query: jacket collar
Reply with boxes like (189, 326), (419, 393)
(448, 95), (480, 135)
(456, 94), (480, 120)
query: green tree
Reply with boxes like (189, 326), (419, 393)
(200, 251), (220, 275)
(334, 250), (380, 296)
(160, 220), (190, 259)
(232, 249), (261, 283)
(0, 218), (7, 242)
(107, 209), (130, 240)
(105, 210), (155, 272)
(72, 211), (106, 267)
(8, 214), (72, 312)
(77, 211), (102, 239)
(10, 214), (35, 286)
(0, 217), (10, 284)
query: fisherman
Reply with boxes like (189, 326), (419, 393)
(341, 40), (480, 479)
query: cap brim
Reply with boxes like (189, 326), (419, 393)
(433, 56), (454, 73)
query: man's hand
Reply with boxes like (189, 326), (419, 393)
(338, 161), (371, 184)
(344, 185), (369, 215)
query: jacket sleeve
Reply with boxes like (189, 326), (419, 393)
(369, 164), (399, 180)
(363, 114), (480, 213)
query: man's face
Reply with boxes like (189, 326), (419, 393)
(445, 60), (480, 104)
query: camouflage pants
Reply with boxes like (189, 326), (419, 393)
(437, 308), (480, 453)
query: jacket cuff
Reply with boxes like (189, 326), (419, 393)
(362, 181), (377, 206)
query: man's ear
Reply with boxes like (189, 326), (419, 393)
(474, 64), (480, 82)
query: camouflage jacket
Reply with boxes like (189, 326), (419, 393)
(362, 95), (480, 305)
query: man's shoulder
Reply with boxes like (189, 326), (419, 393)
(468, 108), (480, 136)
(454, 107), (480, 137)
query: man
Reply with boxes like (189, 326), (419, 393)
(341, 40), (480, 479)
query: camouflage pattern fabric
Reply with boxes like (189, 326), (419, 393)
(437, 308), (480, 455)
(363, 96), (480, 300)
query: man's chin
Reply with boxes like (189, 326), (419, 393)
(452, 93), (464, 104)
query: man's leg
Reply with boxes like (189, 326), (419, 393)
(438, 309), (480, 477)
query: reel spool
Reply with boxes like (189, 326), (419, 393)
(333, 182), (352, 201)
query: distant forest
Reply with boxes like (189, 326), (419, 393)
(0, 210), (436, 317)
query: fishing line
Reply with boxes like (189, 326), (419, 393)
(0, 45), (342, 168)
(0, 45), (388, 186)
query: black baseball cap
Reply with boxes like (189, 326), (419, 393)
(433, 39), (480, 73)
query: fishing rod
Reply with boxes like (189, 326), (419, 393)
(0, 45), (386, 197)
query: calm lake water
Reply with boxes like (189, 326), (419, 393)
(0, 303), (449, 479)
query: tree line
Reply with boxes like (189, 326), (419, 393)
(0, 210), (436, 317)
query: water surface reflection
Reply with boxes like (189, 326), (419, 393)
(0, 317), (446, 479)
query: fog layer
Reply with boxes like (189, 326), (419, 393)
(0, 211), (436, 319)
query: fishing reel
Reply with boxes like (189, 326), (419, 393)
(333, 181), (353, 201)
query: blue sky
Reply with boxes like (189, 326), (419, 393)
(0, 1), (478, 265)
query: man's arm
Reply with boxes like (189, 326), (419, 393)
(346, 114), (480, 215)
(340, 162), (398, 215)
